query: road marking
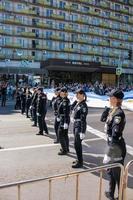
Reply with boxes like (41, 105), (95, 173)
(0, 137), (102, 152)
(0, 143), (60, 152)
(87, 125), (133, 156)
(84, 137), (102, 142)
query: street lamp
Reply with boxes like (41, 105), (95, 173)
(116, 55), (123, 88)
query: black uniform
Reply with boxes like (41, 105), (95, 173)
(15, 92), (21, 109)
(31, 92), (38, 126)
(21, 89), (26, 114)
(72, 100), (88, 166)
(37, 92), (48, 135)
(52, 95), (62, 143)
(26, 91), (32, 118)
(101, 106), (126, 200)
(1, 86), (7, 107)
(58, 97), (70, 154)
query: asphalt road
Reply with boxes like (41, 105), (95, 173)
(0, 101), (133, 200)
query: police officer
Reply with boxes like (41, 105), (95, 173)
(31, 88), (38, 126)
(26, 88), (32, 118)
(21, 87), (26, 114)
(101, 89), (126, 200)
(71, 89), (88, 168)
(36, 88), (48, 135)
(58, 87), (70, 155)
(52, 87), (62, 143)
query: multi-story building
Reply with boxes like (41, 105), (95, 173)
(0, 0), (133, 85)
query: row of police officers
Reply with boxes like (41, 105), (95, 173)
(16, 86), (127, 200)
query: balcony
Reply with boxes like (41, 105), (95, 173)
(51, 14), (65, 20)
(21, 32), (36, 37)
(128, 37), (133, 42)
(0, 5), (4, 11)
(64, 48), (74, 52)
(50, 35), (61, 40)
(64, 26), (74, 32)
(36, 0), (50, 6)
(4, 43), (22, 48)
(15, 9), (36, 15)
(4, 18), (22, 25)
(100, 22), (110, 28)
(100, 2), (110, 8)
(37, 22), (50, 28)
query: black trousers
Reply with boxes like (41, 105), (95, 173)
(74, 128), (83, 164)
(54, 117), (60, 142)
(1, 95), (6, 107)
(107, 138), (126, 198)
(38, 114), (48, 134)
(33, 108), (37, 125)
(59, 127), (69, 153)
(26, 104), (30, 117)
(21, 103), (26, 114)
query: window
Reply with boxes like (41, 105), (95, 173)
(115, 4), (120, 11)
(46, 9), (53, 17)
(124, 15), (129, 22)
(59, 23), (65, 30)
(59, 42), (65, 50)
(59, 1), (65, 9)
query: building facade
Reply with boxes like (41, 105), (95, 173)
(0, 0), (133, 85)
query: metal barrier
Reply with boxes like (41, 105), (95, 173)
(123, 160), (133, 200)
(0, 163), (124, 200)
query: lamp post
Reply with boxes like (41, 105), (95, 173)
(116, 55), (123, 88)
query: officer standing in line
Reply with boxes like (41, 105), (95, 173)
(71, 89), (88, 168)
(58, 87), (70, 155)
(36, 88), (49, 135)
(52, 87), (62, 143)
(31, 88), (38, 126)
(21, 87), (26, 114)
(101, 89), (126, 200)
(25, 88), (32, 118)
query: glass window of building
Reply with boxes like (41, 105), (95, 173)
(124, 15), (129, 22)
(59, 22), (65, 30)
(115, 4), (121, 11)
(59, 42), (65, 50)
(59, 1), (66, 9)
(82, 6), (90, 13)
(46, 9), (53, 17)
(71, 3), (78, 10)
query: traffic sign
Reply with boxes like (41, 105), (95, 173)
(116, 67), (122, 76)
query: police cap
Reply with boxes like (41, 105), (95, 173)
(54, 87), (61, 93)
(76, 88), (86, 95)
(107, 89), (124, 100)
(38, 87), (43, 92)
(60, 87), (68, 93)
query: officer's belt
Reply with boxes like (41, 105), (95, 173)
(74, 119), (81, 122)
(108, 136), (122, 141)
(113, 157), (123, 161)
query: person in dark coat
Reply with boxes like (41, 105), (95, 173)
(101, 89), (126, 200)
(1, 83), (7, 107)
(71, 89), (88, 168)
(31, 88), (38, 126)
(21, 87), (26, 114)
(36, 88), (48, 135)
(52, 87), (62, 143)
(58, 87), (70, 155)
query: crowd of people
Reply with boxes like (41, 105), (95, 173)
(0, 81), (128, 200)
(57, 81), (133, 95)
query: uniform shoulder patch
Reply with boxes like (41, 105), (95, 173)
(63, 102), (66, 106)
(114, 116), (121, 124)
(82, 107), (87, 113)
